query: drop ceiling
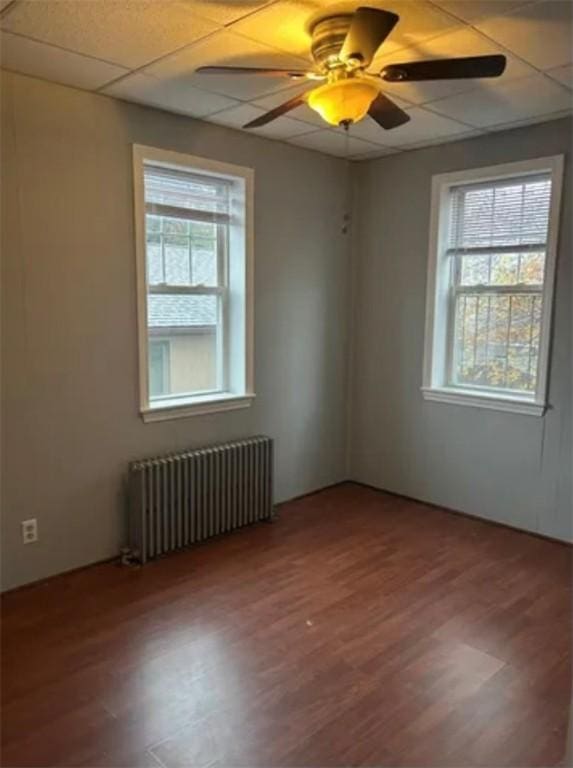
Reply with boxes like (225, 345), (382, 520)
(1, 0), (571, 159)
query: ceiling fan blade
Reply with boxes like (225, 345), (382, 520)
(368, 92), (410, 130)
(340, 7), (399, 67)
(381, 54), (507, 82)
(243, 93), (308, 128)
(196, 65), (311, 79)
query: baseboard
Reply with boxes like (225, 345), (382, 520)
(0, 555), (120, 597)
(5, 478), (567, 596)
(275, 479), (351, 508)
(348, 479), (572, 547)
(2, 479), (351, 596)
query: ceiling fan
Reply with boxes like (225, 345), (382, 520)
(196, 6), (506, 131)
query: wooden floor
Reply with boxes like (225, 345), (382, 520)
(1, 483), (571, 768)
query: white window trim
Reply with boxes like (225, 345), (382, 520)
(133, 144), (255, 422)
(422, 155), (564, 417)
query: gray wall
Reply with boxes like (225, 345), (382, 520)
(349, 117), (572, 542)
(1, 72), (352, 590)
(2, 72), (570, 591)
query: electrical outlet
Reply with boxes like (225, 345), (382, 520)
(22, 518), (38, 544)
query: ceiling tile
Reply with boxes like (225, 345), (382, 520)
(228, 0), (319, 61)
(0, 30), (128, 90)
(398, 128), (483, 149)
(475, 0), (573, 70)
(343, 109), (409, 145)
(247, 116), (315, 139)
(209, 102), (315, 138)
(546, 64), (573, 90)
(144, 29), (308, 101)
(361, 0), (465, 57)
(350, 146), (401, 160)
(184, 0), (274, 25)
(231, 0), (463, 63)
(103, 72), (240, 117)
(287, 129), (383, 157)
(428, 73), (573, 127)
(209, 102), (263, 126)
(430, 0), (533, 23)
(0, 1), (220, 69)
(371, 26), (538, 105)
(363, 105), (470, 146)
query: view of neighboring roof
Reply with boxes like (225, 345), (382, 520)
(147, 295), (217, 329)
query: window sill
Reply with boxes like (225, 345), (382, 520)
(142, 392), (255, 423)
(421, 386), (546, 416)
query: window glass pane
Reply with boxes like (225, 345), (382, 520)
(148, 295), (219, 398)
(163, 217), (188, 235)
(147, 215), (161, 233)
(192, 238), (217, 286)
(459, 251), (546, 287)
(164, 234), (190, 286)
(490, 253), (519, 285)
(460, 254), (490, 286)
(144, 215), (220, 287)
(146, 233), (163, 285)
(453, 293), (542, 393)
(518, 252), (545, 284)
(190, 222), (216, 239)
(149, 340), (170, 397)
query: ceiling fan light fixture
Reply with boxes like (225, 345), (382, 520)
(307, 78), (379, 126)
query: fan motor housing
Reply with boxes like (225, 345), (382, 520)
(310, 15), (352, 69)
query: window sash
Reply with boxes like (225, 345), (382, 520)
(147, 293), (227, 398)
(145, 212), (229, 396)
(446, 238), (545, 392)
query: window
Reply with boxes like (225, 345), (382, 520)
(422, 156), (563, 416)
(133, 145), (254, 421)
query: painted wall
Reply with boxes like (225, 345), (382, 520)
(2, 72), (570, 591)
(349, 117), (572, 542)
(1, 72), (352, 590)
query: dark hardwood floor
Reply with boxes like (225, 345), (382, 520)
(1, 483), (571, 768)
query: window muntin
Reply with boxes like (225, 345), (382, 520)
(134, 146), (254, 421)
(423, 156), (563, 415)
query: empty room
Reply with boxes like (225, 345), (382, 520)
(1, 0), (571, 766)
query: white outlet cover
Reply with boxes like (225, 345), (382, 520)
(21, 518), (38, 543)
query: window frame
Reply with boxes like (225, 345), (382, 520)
(133, 144), (255, 422)
(422, 155), (564, 417)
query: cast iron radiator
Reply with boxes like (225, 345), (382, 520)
(126, 436), (274, 564)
